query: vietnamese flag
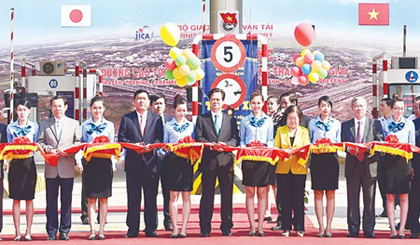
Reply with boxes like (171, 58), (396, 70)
(359, 3), (389, 25)
(220, 12), (238, 25)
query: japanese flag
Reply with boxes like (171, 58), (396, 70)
(61, 5), (91, 27)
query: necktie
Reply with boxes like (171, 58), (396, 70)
(56, 120), (62, 139)
(214, 114), (220, 135)
(13, 125), (32, 137)
(87, 122), (107, 135)
(356, 121), (362, 143)
(139, 114), (144, 137)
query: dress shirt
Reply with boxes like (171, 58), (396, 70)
(81, 117), (115, 143)
(354, 116), (366, 143)
(240, 112), (274, 147)
(211, 110), (223, 134)
(163, 118), (195, 143)
(136, 110), (148, 136)
(6, 119), (39, 143)
(308, 115), (341, 143)
(381, 116), (415, 144)
(55, 117), (64, 139)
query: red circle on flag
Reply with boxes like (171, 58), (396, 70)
(70, 9), (83, 23)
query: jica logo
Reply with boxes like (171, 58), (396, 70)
(135, 25), (153, 41)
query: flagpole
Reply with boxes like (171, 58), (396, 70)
(403, 25), (407, 57)
(202, 0), (206, 33)
(10, 8), (15, 122)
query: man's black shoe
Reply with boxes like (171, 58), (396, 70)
(410, 233), (419, 238)
(82, 217), (89, 225)
(376, 210), (387, 217)
(47, 234), (57, 240)
(364, 232), (375, 238)
(222, 230), (232, 236)
(272, 223), (282, 231)
(124, 233), (138, 238)
(164, 223), (173, 231)
(347, 232), (359, 237)
(145, 231), (158, 237)
(200, 232), (210, 237)
(59, 233), (69, 240)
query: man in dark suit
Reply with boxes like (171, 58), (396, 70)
(150, 93), (173, 231)
(341, 97), (383, 238)
(409, 117), (420, 238)
(195, 88), (239, 237)
(0, 122), (6, 241)
(118, 89), (163, 238)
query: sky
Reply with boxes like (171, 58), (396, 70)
(0, 0), (420, 49)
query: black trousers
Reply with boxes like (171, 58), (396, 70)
(409, 178), (420, 234)
(46, 177), (74, 235)
(346, 163), (376, 234)
(199, 166), (233, 233)
(158, 160), (171, 226)
(126, 171), (159, 235)
(277, 172), (306, 231)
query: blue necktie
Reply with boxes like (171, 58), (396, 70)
(214, 114), (220, 135)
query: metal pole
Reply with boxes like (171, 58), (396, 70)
(10, 8), (15, 122)
(403, 25), (407, 57)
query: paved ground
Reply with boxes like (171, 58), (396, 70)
(0, 162), (403, 237)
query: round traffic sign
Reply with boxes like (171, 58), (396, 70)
(211, 74), (246, 109)
(211, 36), (246, 73)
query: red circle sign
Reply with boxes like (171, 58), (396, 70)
(211, 36), (246, 73)
(70, 9), (83, 23)
(211, 74), (247, 109)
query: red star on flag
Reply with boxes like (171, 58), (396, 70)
(358, 3), (389, 25)
(220, 13), (238, 25)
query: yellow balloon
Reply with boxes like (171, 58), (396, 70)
(176, 77), (188, 87)
(179, 64), (191, 76)
(173, 67), (183, 79)
(194, 68), (205, 80)
(308, 72), (319, 83)
(160, 23), (180, 47)
(301, 49), (312, 58)
(311, 60), (322, 72)
(296, 57), (305, 67)
(322, 60), (331, 70)
(182, 49), (194, 59)
(169, 47), (182, 60)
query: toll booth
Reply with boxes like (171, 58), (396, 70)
(373, 56), (420, 118)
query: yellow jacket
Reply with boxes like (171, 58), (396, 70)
(274, 125), (310, 175)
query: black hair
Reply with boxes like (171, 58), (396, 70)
(267, 95), (280, 105)
(318, 95), (333, 108)
(280, 92), (298, 105)
(381, 97), (392, 107)
(173, 94), (187, 109)
(150, 93), (167, 104)
(16, 99), (31, 110)
(209, 88), (225, 100)
(250, 90), (264, 102)
(283, 105), (303, 124)
(133, 89), (150, 100)
(415, 96), (420, 102)
(90, 95), (105, 107)
(391, 93), (404, 108)
(50, 95), (68, 106)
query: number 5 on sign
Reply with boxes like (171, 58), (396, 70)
(211, 36), (246, 73)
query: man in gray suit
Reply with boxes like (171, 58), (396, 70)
(38, 96), (81, 241)
(341, 97), (383, 238)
